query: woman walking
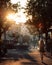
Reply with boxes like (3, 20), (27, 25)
(39, 39), (45, 62)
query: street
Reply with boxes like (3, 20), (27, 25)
(0, 0), (52, 65)
(0, 49), (52, 65)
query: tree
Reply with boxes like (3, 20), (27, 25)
(26, 0), (52, 43)
(26, 0), (52, 31)
(0, 0), (8, 43)
(0, 0), (19, 43)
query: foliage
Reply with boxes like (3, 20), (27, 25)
(0, 0), (19, 42)
(26, 0), (52, 32)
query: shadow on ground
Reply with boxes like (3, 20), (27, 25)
(0, 51), (49, 65)
(42, 62), (48, 65)
(44, 53), (52, 59)
(0, 52), (38, 64)
(21, 62), (38, 65)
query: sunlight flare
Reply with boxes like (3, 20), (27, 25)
(7, 0), (28, 24)
(6, 10), (28, 24)
(6, 13), (15, 20)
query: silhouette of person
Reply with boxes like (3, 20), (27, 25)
(49, 38), (52, 56)
(39, 39), (45, 62)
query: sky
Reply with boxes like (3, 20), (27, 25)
(8, 0), (28, 24)
(10, 0), (27, 7)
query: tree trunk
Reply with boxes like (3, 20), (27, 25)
(4, 30), (6, 40)
(45, 30), (48, 51)
(0, 29), (2, 44)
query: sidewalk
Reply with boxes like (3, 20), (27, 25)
(0, 50), (52, 65)
(29, 50), (52, 65)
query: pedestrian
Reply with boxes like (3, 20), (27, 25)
(49, 39), (52, 56)
(39, 39), (45, 62)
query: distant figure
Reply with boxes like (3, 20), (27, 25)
(39, 39), (45, 62)
(47, 38), (52, 56)
(49, 39), (52, 56)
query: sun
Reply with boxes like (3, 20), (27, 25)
(6, 10), (28, 24)
(8, 0), (28, 24)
